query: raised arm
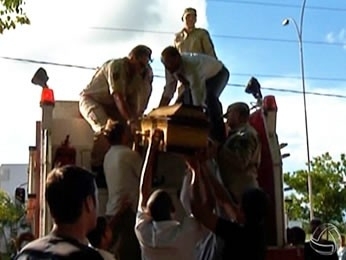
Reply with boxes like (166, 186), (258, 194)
(188, 158), (219, 231)
(179, 169), (193, 215)
(200, 162), (239, 220)
(137, 130), (163, 211)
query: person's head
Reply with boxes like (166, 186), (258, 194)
(310, 218), (322, 234)
(161, 46), (182, 73)
(223, 102), (250, 129)
(45, 165), (98, 233)
(104, 120), (131, 147)
(87, 216), (112, 250)
(146, 189), (175, 221)
(128, 45), (152, 74)
(182, 7), (197, 29)
(241, 187), (268, 224)
(290, 226), (306, 246)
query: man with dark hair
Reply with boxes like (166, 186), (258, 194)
(158, 46), (229, 143)
(135, 130), (208, 260)
(80, 45), (153, 216)
(305, 219), (338, 260)
(289, 226), (306, 246)
(103, 120), (142, 260)
(15, 165), (103, 259)
(80, 44), (153, 134)
(190, 161), (268, 260)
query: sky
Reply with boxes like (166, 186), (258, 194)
(0, 0), (345, 174)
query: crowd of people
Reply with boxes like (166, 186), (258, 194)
(13, 6), (268, 260)
(12, 6), (338, 260)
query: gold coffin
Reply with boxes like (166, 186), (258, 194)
(140, 104), (210, 153)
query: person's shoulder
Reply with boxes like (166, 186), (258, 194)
(16, 235), (103, 260)
(120, 146), (142, 161)
(98, 248), (117, 260)
(65, 246), (104, 260)
(181, 216), (203, 231)
(195, 28), (211, 35)
(19, 235), (53, 252)
(174, 29), (185, 41)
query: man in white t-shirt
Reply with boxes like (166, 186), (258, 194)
(135, 129), (208, 260)
(103, 121), (142, 260)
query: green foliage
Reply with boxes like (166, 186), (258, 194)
(0, 0), (30, 34)
(284, 152), (346, 224)
(0, 189), (24, 226)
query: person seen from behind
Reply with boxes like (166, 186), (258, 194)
(14, 165), (103, 260)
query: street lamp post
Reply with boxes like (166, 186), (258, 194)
(282, 0), (314, 221)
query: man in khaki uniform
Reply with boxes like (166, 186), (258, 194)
(174, 7), (217, 58)
(79, 45), (153, 216)
(217, 102), (261, 204)
(174, 8), (218, 104)
(79, 45), (153, 134)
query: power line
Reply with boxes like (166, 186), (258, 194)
(0, 56), (96, 70)
(89, 26), (346, 47)
(207, 0), (346, 12)
(153, 67), (346, 83)
(1, 55), (346, 99)
(229, 72), (346, 83)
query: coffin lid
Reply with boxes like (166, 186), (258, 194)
(146, 104), (208, 122)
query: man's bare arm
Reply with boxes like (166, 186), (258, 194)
(159, 96), (171, 107)
(113, 93), (135, 121)
(200, 163), (238, 220)
(138, 130), (163, 211)
(189, 160), (218, 232)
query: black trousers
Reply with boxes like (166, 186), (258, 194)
(175, 66), (229, 143)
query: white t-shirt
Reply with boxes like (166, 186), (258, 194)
(103, 145), (142, 215)
(162, 53), (223, 106)
(135, 210), (208, 260)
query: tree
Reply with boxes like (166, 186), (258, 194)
(0, 190), (25, 254)
(284, 152), (346, 224)
(0, 0), (30, 34)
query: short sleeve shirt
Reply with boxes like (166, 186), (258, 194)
(81, 58), (152, 115)
(135, 210), (208, 260)
(174, 28), (217, 58)
(14, 235), (103, 260)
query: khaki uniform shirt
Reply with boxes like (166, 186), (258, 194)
(217, 123), (261, 203)
(81, 58), (152, 116)
(174, 28), (217, 58)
